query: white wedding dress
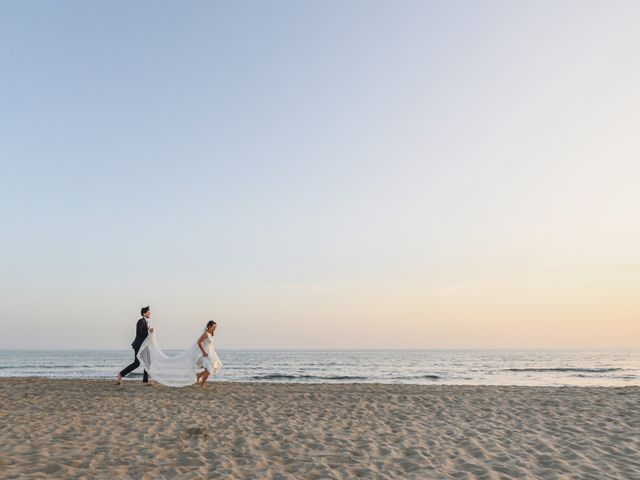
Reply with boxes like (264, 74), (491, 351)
(137, 331), (222, 387)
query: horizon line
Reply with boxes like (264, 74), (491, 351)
(1, 347), (638, 352)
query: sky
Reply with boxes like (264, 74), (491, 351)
(1, 1), (639, 349)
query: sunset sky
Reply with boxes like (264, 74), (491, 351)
(1, 1), (639, 349)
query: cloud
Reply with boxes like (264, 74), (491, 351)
(436, 279), (514, 297)
(267, 284), (335, 292)
(526, 262), (640, 274)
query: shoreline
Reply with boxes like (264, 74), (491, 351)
(0, 374), (640, 390)
(2, 379), (638, 479)
(1, 376), (638, 388)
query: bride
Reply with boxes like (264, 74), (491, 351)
(137, 320), (222, 387)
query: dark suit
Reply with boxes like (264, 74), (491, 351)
(131, 317), (149, 350)
(119, 317), (149, 382)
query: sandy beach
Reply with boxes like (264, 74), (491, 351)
(0, 379), (638, 479)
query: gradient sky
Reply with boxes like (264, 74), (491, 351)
(1, 1), (639, 349)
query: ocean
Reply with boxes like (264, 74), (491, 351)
(0, 349), (638, 386)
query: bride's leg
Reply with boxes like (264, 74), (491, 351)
(199, 371), (210, 386)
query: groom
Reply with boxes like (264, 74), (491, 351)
(117, 305), (154, 385)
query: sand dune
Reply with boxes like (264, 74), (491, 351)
(1, 379), (638, 479)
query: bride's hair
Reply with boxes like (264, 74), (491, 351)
(206, 320), (217, 330)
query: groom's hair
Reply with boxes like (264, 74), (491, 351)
(141, 305), (150, 316)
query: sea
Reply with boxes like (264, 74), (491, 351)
(0, 349), (638, 386)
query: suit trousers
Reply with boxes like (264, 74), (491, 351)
(119, 347), (149, 382)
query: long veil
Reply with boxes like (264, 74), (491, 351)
(137, 330), (222, 387)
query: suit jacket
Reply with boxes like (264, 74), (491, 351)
(131, 317), (149, 350)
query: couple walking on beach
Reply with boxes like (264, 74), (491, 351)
(116, 305), (222, 387)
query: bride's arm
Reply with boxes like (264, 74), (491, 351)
(197, 333), (209, 356)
